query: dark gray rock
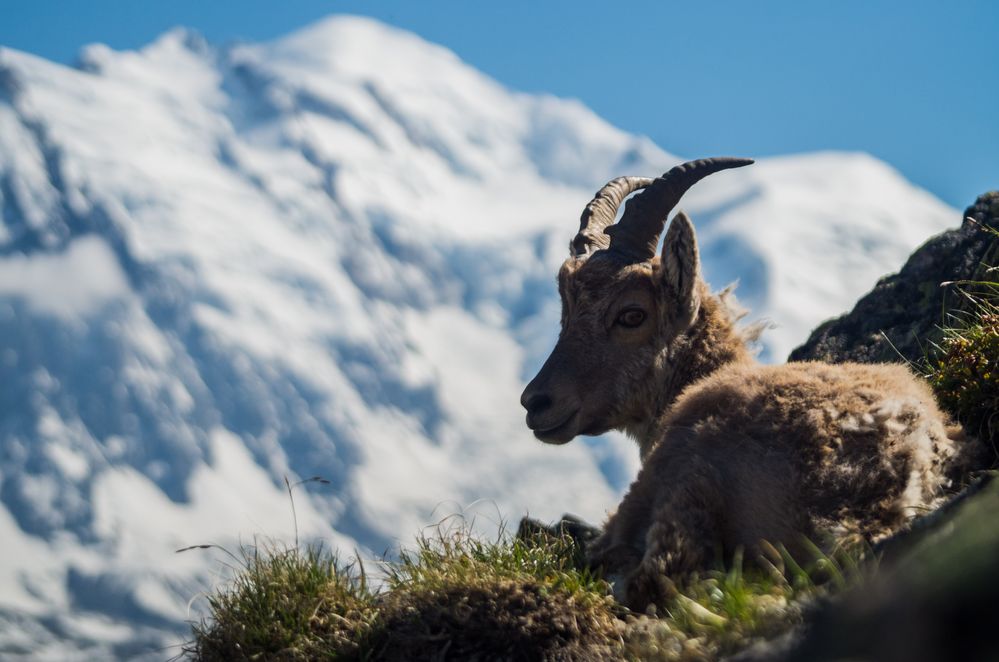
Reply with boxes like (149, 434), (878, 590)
(790, 192), (999, 364)
(779, 473), (999, 662)
(517, 513), (602, 569)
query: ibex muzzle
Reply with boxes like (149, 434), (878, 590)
(520, 158), (754, 444)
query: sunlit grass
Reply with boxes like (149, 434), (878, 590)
(183, 542), (376, 661)
(924, 296), (999, 451)
(922, 222), (999, 457)
(183, 520), (862, 661)
(618, 540), (867, 661)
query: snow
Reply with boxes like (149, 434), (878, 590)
(0, 14), (958, 656)
(0, 237), (130, 319)
(0, 505), (64, 614)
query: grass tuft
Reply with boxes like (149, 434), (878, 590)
(922, 231), (999, 456)
(184, 542), (376, 661)
(618, 541), (857, 661)
(368, 520), (621, 660)
(925, 304), (999, 448)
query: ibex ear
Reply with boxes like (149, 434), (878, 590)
(659, 211), (701, 329)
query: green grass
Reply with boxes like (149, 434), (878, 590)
(618, 540), (868, 661)
(920, 219), (998, 457)
(184, 542), (377, 661)
(184, 523), (852, 661)
(184, 524), (622, 661)
(368, 521), (622, 660)
(924, 292), (999, 452)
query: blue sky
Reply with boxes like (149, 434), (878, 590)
(2, 0), (995, 209)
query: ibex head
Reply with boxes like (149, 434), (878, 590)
(520, 158), (753, 443)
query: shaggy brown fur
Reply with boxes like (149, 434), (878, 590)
(522, 204), (972, 612)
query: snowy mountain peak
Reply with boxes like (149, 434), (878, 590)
(0, 15), (957, 658)
(264, 14), (467, 77)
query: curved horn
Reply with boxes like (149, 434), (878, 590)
(570, 176), (653, 257)
(606, 157), (754, 262)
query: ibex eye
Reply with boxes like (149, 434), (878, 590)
(616, 309), (646, 328)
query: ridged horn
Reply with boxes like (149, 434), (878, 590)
(605, 157), (754, 262)
(570, 176), (653, 257)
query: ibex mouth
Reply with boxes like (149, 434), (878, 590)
(531, 410), (579, 444)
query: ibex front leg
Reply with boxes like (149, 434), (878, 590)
(590, 451), (724, 612)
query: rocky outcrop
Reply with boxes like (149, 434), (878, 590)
(774, 192), (999, 661)
(790, 192), (999, 364)
(779, 473), (999, 662)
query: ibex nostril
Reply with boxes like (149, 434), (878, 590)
(524, 393), (552, 415)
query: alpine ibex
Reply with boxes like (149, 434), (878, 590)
(520, 158), (969, 611)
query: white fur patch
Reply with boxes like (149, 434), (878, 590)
(873, 397), (952, 515)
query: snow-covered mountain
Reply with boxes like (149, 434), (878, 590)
(0, 15), (956, 659)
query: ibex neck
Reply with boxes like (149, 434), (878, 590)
(627, 293), (754, 458)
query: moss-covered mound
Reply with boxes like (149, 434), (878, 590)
(186, 528), (626, 661)
(186, 545), (377, 661)
(373, 578), (616, 661)
(370, 526), (621, 661)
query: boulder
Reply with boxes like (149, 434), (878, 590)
(790, 192), (999, 364)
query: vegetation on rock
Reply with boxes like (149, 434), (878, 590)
(923, 280), (999, 453)
(791, 191), (999, 364)
(184, 544), (376, 661)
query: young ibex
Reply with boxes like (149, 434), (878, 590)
(520, 158), (967, 611)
